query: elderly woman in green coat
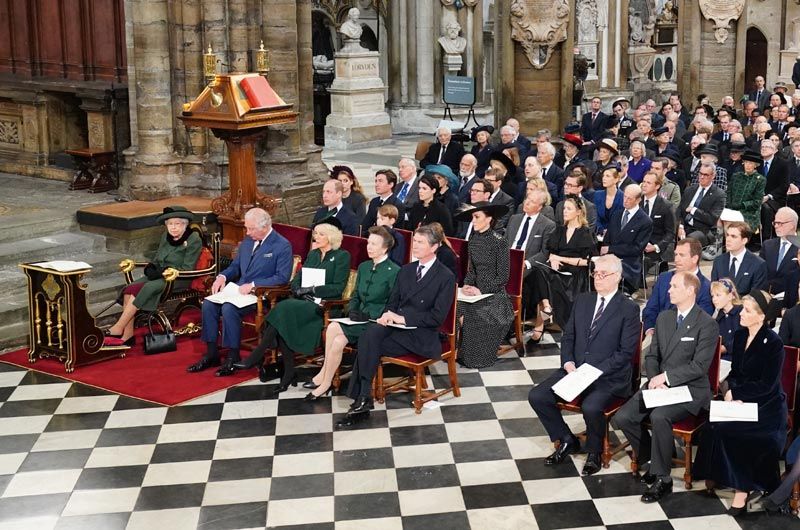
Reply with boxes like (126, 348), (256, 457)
(104, 206), (202, 347)
(235, 218), (351, 395)
(304, 226), (399, 401)
(726, 150), (766, 232)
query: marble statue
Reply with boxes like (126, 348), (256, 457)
(339, 7), (365, 52)
(438, 21), (467, 55)
(312, 55), (334, 74)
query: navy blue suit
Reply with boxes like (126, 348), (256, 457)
(759, 237), (800, 301)
(201, 229), (293, 351)
(711, 251), (769, 296)
(458, 176), (478, 204)
(313, 205), (359, 236)
(580, 111), (608, 143)
(605, 208), (653, 289)
(361, 194), (404, 233)
(348, 259), (456, 399)
(528, 291), (641, 453)
(642, 270), (714, 332)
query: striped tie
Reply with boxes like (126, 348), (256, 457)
(589, 297), (605, 336)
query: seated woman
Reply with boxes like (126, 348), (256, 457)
(470, 124), (495, 177)
(406, 175), (454, 236)
(593, 165), (624, 236)
(428, 222), (460, 280)
(529, 195), (597, 335)
(234, 219), (351, 395)
(711, 278), (742, 361)
(725, 150), (765, 233)
(694, 290), (787, 516)
(332, 165), (367, 226)
(626, 140), (652, 184)
(305, 226), (399, 400)
(453, 202), (514, 368)
(375, 204), (406, 266)
(426, 164), (461, 217)
(589, 138), (618, 190)
(104, 206), (202, 347)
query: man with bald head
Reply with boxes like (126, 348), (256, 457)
(457, 153), (479, 203)
(601, 183), (653, 293)
(421, 126), (465, 173)
(506, 117), (532, 152)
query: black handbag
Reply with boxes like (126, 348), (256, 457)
(143, 313), (177, 355)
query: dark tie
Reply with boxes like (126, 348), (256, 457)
(621, 210), (630, 228)
(461, 176), (468, 189)
(643, 199), (650, 217)
(764, 160), (771, 175)
(677, 314), (684, 329)
(693, 188), (705, 208)
(515, 216), (531, 250)
(327, 207), (338, 218)
(437, 144), (447, 164)
(252, 239), (262, 255)
(592, 113), (597, 122)
(589, 297), (606, 336)
(416, 263), (424, 282)
(731, 256), (738, 277)
(795, 158), (800, 167)
(723, 133), (729, 142)
(757, 90), (762, 102)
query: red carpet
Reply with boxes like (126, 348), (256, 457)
(0, 310), (258, 406)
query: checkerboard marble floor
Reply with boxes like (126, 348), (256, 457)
(1, 331), (797, 530)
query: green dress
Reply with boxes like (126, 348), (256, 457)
(130, 231), (203, 311)
(266, 247), (351, 355)
(726, 170), (766, 231)
(341, 258), (400, 343)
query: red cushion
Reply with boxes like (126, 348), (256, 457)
(189, 247), (215, 292)
(392, 354), (429, 364)
(672, 412), (707, 432)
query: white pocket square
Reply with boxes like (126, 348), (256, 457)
(534, 235), (542, 238)
(680, 337), (695, 342)
(654, 215), (662, 218)
(743, 272), (749, 276)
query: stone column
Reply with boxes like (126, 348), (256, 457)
(407, 0), (418, 105)
(400, 0), (409, 103)
(389, 1), (402, 107)
(179, 0), (207, 157)
(416, 1), (435, 105)
(128, 0), (181, 199)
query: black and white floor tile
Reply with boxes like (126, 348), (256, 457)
(0, 332), (797, 529)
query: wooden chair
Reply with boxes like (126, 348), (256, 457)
(447, 236), (469, 285)
(556, 325), (643, 468)
(631, 337), (722, 490)
(415, 141), (433, 163)
(375, 286), (460, 413)
(119, 225), (219, 333)
(500, 248), (525, 354)
(395, 228), (413, 264)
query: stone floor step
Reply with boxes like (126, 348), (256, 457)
(0, 210), (77, 245)
(0, 232), (107, 268)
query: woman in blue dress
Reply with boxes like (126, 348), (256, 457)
(592, 165), (624, 236)
(710, 278), (742, 361)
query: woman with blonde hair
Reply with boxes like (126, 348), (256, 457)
(593, 165), (624, 235)
(710, 278), (742, 361)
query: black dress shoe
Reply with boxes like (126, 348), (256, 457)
(347, 397), (373, 414)
(187, 357), (220, 373)
(726, 504), (747, 517)
(544, 437), (580, 466)
(304, 388), (333, 402)
(639, 472), (657, 486)
(641, 478), (673, 503)
(761, 497), (790, 515)
(302, 381), (320, 390)
(582, 453), (602, 476)
(215, 359), (238, 377)
(335, 411), (369, 429)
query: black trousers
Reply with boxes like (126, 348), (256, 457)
(528, 370), (616, 454)
(612, 389), (694, 478)
(347, 324), (418, 399)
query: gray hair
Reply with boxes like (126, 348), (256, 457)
(539, 142), (556, 157)
(245, 208), (271, 229)
(625, 184), (643, 198)
(536, 129), (552, 139)
(500, 125), (516, 135)
(414, 224), (441, 247)
(699, 161), (717, 173)
(399, 156), (417, 169)
(776, 206), (799, 228)
(594, 254), (623, 274)
(437, 126), (452, 136)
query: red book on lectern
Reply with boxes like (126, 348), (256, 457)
(239, 76), (283, 109)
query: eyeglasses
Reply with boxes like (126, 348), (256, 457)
(564, 182), (580, 189)
(591, 271), (619, 280)
(773, 220), (791, 226)
(699, 172), (714, 177)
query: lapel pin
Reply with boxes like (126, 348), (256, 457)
(763, 337), (768, 344)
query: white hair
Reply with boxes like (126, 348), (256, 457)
(500, 125), (516, 135)
(594, 254), (623, 274)
(245, 208), (271, 229)
(539, 142), (556, 157)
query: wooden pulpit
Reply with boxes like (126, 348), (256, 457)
(179, 74), (298, 257)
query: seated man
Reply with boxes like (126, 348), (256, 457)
(642, 238), (714, 336)
(336, 225), (456, 429)
(528, 255), (641, 475)
(711, 221), (768, 296)
(312, 179), (359, 236)
(421, 126), (465, 174)
(602, 184), (652, 293)
(613, 271), (718, 503)
(361, 169), (404, 233)
(678, 162), (725, 246)
(640, 171), (676, 267)
(759, 206), (799, 303)
(189, 208), (293, 375)
(556, 173), (598, 230)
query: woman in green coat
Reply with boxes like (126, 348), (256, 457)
(304, 226), (399, 401)
(241, 218), (351, 395)
(726, 150), (766, 232)
(104, 206), (202, 347)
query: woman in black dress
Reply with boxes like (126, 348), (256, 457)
(331, 165), (367, 226)
(529, 195), (598, 333)
(694, 290), (787, 516)
(470, 125), (495, 178)
(406, 175), (454, 236)
(710, 278), (742, 361)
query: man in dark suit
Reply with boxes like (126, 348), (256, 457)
(602, 184), (653, 292)
(361, 169), (404, 233)
(749, 76), (772, 113)
(678, 163), (726, 246)
(507, 117), (533, 153)
(457, 154), (478, 204)
(759, 139), (790, 240)
(396, 156), (421, 216)
(311, 179), (359, 236)
(711, 221), (769, 295)
(641, 171), (676, 265)
(580, 96), (608, 145)
(484, 167), (515, 231)
(421, 127), (465, 174)
(457, 178), (492, 238)
(537, 141), (565, 194)
(614, 271), (718, 503)
(528, 255), (641, 475)
(337, 225), (456, 429)
(556, 173), (598, 230)
(760, 207), (800, 301)
(191, 208), (293, 375)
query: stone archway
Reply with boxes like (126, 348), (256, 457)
(744, 26), (768, 90)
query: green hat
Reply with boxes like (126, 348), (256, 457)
(156, 206), (195, 224)
(425, 164), (459, 191)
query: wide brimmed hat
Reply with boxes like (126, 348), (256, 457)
(652, 126), (669, 137)
(330, 165), (356, 180)
(453, 201), (510, 223)
(562, 133), (583, 148)
(564, 123), (582, 134)
(313, 215), (343, 232)
(489, 151), (516, 174)
(774, 81), (788, 92)
(425, 164), (459, 191)
(741, 150), (763, 165)
(157, 206), (195, 224)
(595, 138), (619, 155)
(470, 125), (495, 142)
(662, 150), (682, 166)
(612, 97), (631, 108)
(695, 143), (719, 158)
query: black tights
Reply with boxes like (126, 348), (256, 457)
(252, 325), (294, 385)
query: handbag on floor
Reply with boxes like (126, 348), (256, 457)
(143, 312), (177, 355)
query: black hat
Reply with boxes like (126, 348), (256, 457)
(741, 149), (763, 165)
(729, 142), (747, 153)
(453, 201), (510, 223)
(652, 126), (669, 137)
(662, 150), (682, 166)
(313, 215), (343, 232)
(470, 125), (495, 142)
(695, 143), (719, 158)
(748, 289), (782, 322)
(564, 123), (581, 134)
(489, 151), (516, 175)
(156, 206), (195, 224)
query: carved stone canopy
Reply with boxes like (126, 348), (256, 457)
(509, 0), (571, 69)
(698, 0), (744, 44)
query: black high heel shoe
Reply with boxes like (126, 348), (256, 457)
(726, 503), (747, 517)
(304, 388), (333, 401)
(270, 372), (298, 397)
(232, 350), (265, 370)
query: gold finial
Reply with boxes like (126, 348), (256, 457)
(255, 40), (270, 76)
(204, 45), (217, 81)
